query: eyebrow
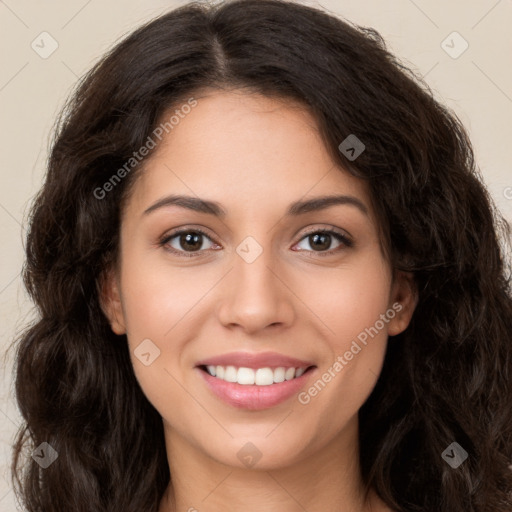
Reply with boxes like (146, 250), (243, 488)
(143, 194), (368, 217)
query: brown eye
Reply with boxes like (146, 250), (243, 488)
(294, 229), (353, 255)
(160, 228), (218, 256)
(307, 233), (332, 251)
(177, 232), (204, 252)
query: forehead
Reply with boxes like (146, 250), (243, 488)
(125, 89), (374, 222)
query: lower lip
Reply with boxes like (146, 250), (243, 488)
(197, 367), (315, 410)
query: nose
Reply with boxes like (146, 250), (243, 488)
(216, 243), (295, 334)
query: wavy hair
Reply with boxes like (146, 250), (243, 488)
(10, 0), (512, 510)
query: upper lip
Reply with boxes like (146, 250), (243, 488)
(196, 351), (315, 370)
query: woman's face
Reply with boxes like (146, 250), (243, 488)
(102, 89), (416, 470)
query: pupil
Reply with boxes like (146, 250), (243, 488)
(311, 233), (330, 251)
(181, 232), (202, 251)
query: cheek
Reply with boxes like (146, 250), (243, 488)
(114, 250), (198, 401)
(118, 265), (197, 429)
(294, 252), (392, 420)
(119, 251), (210, 340)
(301, 251), (392, 349)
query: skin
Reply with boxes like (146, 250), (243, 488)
(101, 89), (417, 512)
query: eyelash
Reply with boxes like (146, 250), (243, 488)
(158, 226), (353, 258)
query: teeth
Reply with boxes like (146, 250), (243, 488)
(204, 365), (308, 385)
(255, 368), (273, 385)
(224, 365), (237, 383)
(237, 367), (255, 385)
(273, 367), (285, 383)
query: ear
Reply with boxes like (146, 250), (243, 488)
(97, 267), (126, 335)
(387, 270), (418, 336)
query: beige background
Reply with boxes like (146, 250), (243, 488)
(1, 0), (511, 509)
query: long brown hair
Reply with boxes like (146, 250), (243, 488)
(10, 1), (512, 510)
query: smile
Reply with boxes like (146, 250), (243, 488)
(202, 365), (310, 385)
(197, 364), (316, 410)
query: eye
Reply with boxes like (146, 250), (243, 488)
(159, 226), (353, 258)
(159, 228), (219, 257)
(293, 228), (353, 256)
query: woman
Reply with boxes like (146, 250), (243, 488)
(10, 1), (512, 511)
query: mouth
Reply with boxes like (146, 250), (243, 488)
(198, 364), (316, 386)
(195, 351), (317, 410)
(195, 354), (317, 410)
